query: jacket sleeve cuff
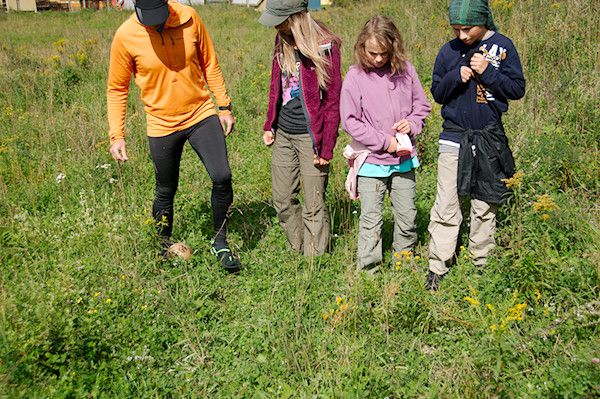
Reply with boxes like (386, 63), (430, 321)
(478, 64), (497, 85)
(382, 134), (392, 152)
(320, 147), (334, 161)
(110, 133), (125, 144)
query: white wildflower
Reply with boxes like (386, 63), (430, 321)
(96, 163), (111, 170)
(55, 173), (66, 183)
(109, 178), (117, 184)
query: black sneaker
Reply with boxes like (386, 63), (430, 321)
(211, 246), (242, 273)
(425, 271), (446, 291)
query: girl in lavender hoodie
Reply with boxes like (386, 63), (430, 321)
(341, 16), (431, 271)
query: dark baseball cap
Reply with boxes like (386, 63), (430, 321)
(135, 0), (169, 27)
(258, 0), (308, 27)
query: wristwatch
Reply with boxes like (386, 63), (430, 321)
(218, 103), (232, 111)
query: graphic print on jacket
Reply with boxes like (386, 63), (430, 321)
(475, 43), (508, 104)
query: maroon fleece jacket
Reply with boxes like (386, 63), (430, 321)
(263, 39), (342, 160)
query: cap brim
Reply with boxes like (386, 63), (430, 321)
(135, 4), (169, 27)
(258, 12), (288, 27)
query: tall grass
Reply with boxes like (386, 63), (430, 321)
(0, 1), (598, 397)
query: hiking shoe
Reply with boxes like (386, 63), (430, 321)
(211, 246), (242, 273)
(425, 271), (446, 291)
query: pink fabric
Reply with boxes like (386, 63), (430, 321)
(343, 140), (370, 200)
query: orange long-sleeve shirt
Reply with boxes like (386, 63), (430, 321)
(107, 1), (231, 144)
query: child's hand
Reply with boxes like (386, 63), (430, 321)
(469, 53), (489, 74)
(393, 119), (411, 134)
(386, 136), (398, 153)
(263, 131), (275, 146)
(313, 154), (330, 166)
(460, 66), (474, 83)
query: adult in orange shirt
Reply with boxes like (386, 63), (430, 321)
(107, 0), (241, 272)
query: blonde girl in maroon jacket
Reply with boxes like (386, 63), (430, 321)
(259, 0), (342, 256)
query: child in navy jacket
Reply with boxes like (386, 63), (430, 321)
(426, 0), (525, 290)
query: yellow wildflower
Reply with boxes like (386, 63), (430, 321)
(105, 298), (112, 304)
(464, 296), (480, 306)
(94, 291), (101, 297)
(336, 296), (342, 306)
(540, 213), (550, 221)
(535, 289), (542, 303)
(506, 302), (527, 321)
(502, 170), (523, 189)
(53, 38), (65, 52)
(486, 303), (495, 311)
(532, 194), (558, 213)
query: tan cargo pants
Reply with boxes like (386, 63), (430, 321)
(271, 130), (329, 257)
(357, 171), (417, 270)
(428, 152), (497, 275)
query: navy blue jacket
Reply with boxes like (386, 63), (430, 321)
(431, 32), (526, 144)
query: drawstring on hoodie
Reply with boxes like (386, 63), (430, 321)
(156, 26), (174, 46)
(157, 24), (165, 45)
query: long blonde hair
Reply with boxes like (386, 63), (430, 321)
(275, 11), (340, 90)
(354, 15), (407, 75)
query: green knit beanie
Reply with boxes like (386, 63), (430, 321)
(448, 0), (498, 31)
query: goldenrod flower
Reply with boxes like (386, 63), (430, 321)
(502, 170), (523, 189)
(464, 296), (480, 306)
(532, 194), (558, 213)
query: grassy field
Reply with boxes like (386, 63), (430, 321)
(0, 0), (599, 397)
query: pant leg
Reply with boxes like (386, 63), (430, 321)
(186, 115), (233, 248)
(294, 134), (330, 257)
(271, 130), (303, 252)
(428, 152), (463, 275)
(389, 170), (417, 254)
(357, 176), (387, 269)
(469, 199), (497, 266)
(148, 131), (187, 238)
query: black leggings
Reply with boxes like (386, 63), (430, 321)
(148, 115), (233, 247)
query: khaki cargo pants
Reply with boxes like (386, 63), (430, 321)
(428, 152), (497, 275)
(271, 130), (329, 257)
(357, 171), (417, 270)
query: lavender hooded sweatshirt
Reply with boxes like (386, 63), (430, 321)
(340, 62), (431, 165)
